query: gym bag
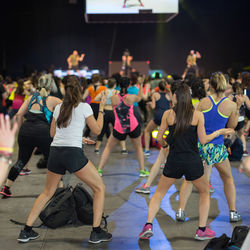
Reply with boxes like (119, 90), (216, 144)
(228, 226), (249, 249)
(39, 187), (77, 229)
(73, 183), (93, 225)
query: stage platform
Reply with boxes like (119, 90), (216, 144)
(0, 137), (249, 250)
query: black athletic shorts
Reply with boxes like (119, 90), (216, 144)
(48, 146), (89, 175)
(113, 125), (141, 141)
(163, 160), (204, 181)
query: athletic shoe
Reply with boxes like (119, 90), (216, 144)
(140, 3), (144, 7)
(121, 149), (128, 155)
(230, 211), (241, 222)
(176, 209), (185, 222)
(195, 227), (216, 240)
(139, 170), (150, 177)
(19, 168), (32, 176)
(139, 224), (153, 239)
(17, 229), (40, 243)
(94, 149), (100, 155)
(123, 4), (126, 8)
(144, 150), (150, 156)
(89, 229), (112, 244)
(0, 186), (12, 197)
(243, 150), (249, 157)
(98, 170), (103, 177)
(209, 184), (215, 193)
(135, 183), (150, 194)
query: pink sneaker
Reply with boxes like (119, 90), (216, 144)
(139, 224), (153, 239)
(195, 227), (216, 240)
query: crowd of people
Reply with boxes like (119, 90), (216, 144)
(0, 69), (250, 244)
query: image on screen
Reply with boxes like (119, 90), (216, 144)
(86, 0), (178, 14)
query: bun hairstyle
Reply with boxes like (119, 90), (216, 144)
(173, 83), (194, 135)
(56, 75), (82, 128)
(119, 77), (130, 96)
(158, 80), (166, 91)
(38, 74), (54, 97)
(191, 79), (206, 100)
(210, 72), (227, 94)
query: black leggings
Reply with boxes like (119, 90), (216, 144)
(97, 110), (115, 141)
(138, 100), (148, 123)
(8, 134), (52, 182)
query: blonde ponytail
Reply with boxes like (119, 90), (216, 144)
(210, 72), (227, 94)
(40, 87), (48, 97)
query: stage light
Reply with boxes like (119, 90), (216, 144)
(147, 60), (150, 65)
(109, 61), (112, 64)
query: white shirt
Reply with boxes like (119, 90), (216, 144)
(51, 102), (93, 148)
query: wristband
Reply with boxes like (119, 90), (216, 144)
(0, 147), (13, 153)
(162, 143), (169, 149)
(99, 111), (104, 114)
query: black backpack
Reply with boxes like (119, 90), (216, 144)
(228, 226), (249, 248)
(204, 233), (230, 250)
(73, 183), (93, 225)
(39, 187), (77, 229)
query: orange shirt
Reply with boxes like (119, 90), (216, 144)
(88, 85), (107, 104)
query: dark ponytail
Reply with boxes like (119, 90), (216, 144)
(57, 76), (82, 128)
(120, 77), (130, 96)
(173, 84), (194, 135)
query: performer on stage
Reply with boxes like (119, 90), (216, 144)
(121, 49), (133, 77)
(123, 0), (144, 8)
(67, 50), (85, 71)
(182, 50), (201, 79)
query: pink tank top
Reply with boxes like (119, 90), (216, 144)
(113, 94), (138, 134)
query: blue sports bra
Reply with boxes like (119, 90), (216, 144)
(28, 92), (53, 124)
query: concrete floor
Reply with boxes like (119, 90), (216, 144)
(0, 138), (249, 250)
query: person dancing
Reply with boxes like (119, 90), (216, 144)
(144, 81), (171, 156)
(67, 50), (85, 75)
(0, 74), (62, 198)
(182, 50), (201, 79)
(123, 0), (144, 8)
(139, 84), (233, 241)
(177, 72), (243, 223)
(17, 76), (112, 244)
(97, 77), (149, 177)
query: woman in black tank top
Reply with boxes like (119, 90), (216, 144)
(139, 84), (233, 241)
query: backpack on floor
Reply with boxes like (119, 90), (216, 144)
(228, 226), (249, 249)
(73, 183), (93, 225)
(204, 233), (230, 250)
(39, 187), (77, 229)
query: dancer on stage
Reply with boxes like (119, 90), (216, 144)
(123, 0), (144, 8)
(67, 50), (85, 71)
(121, 49), (133, 77)
(182, 50), (201, 79)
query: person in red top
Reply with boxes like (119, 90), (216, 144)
(83, 74), (107, 138)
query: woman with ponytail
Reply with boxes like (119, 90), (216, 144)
(97, 77), (149, 177)
(177, 72), (244, 224)
(17, 75), (112, 244)
(139, 84), (234, 241)
(0, 74), (61, 198)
